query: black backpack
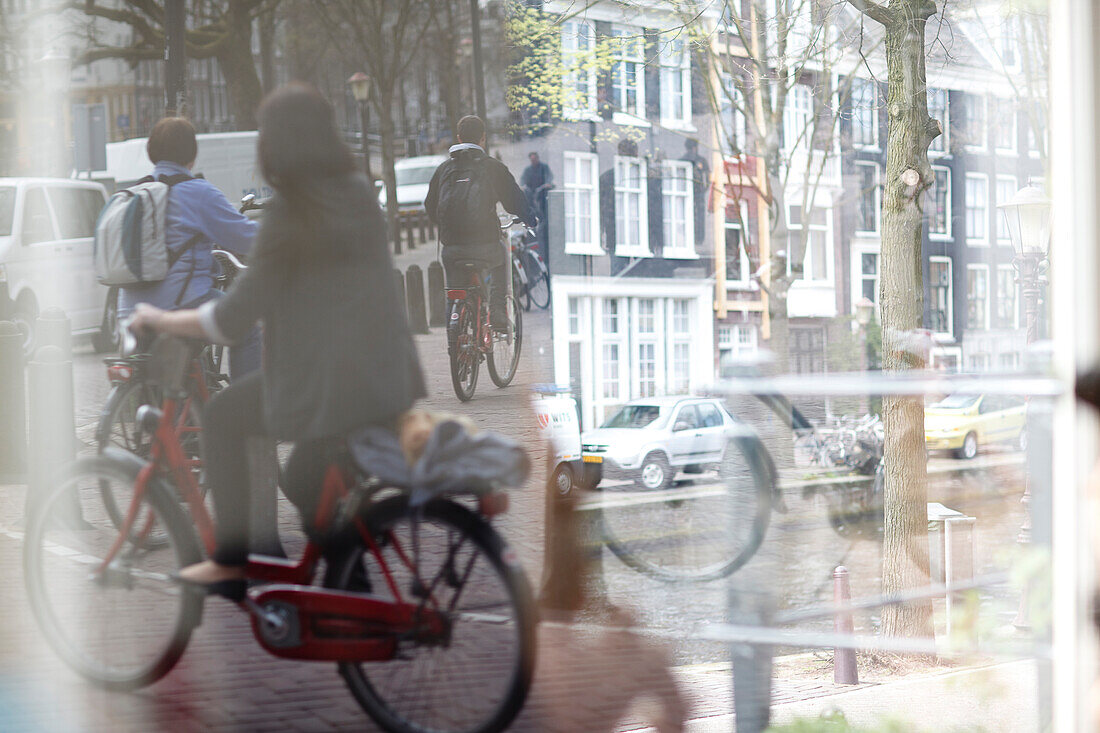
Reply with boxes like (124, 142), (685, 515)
(435, 156), (496, 245)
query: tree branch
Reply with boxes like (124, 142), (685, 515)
(845, 0), (893, 26)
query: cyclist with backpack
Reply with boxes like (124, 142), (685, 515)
(424, 115), (538, 329)
(116, 117), (261, 377)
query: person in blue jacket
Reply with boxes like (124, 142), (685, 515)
(119, 117), (261, 377)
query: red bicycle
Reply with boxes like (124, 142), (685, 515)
(24, 336), (537, 733)
(446, 221), (523, 401)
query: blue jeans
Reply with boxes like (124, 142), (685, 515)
(180, 290), (262, 380)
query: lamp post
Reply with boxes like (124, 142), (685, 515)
(347, 72), (373, 183)
(997, 183), (1052, 630)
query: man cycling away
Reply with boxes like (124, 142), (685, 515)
(424, 115), (537, 330)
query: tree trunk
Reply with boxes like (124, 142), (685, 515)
(258, 8), (278, 94)
(876, 1), (940, 640)
(377, 94), (403, 254)
(216, 2), (264, 130)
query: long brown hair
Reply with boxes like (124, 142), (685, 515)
(257, 82), (354, 196)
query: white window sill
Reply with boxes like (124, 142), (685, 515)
(929, 149), (950, 158)
(932, 332), (955, 343)
(612, 112), (651, 128)
(995, 147), (1018, 157)
(966, 239), (990, 247)
(996, 239), (1013, 248)
(661, 249), (699, 260)
(564, 243), (605, 257)
(853, 144), (881, 153)
(614, 246), (653, 258)
(964, 145), (988, 155)
(930, 233), (953, 242)
(661, 119), (696, 132)
(726, 282), (759, 292)
(854, 230), (880, 239)
(562, 109), (600, 123)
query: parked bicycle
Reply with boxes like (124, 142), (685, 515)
(25, 334), (537, 733)
(445, 217), (523, 401)
(507, 224), (549, 312)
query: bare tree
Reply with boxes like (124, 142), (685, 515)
(846, 0), (940, 640)
(64, 0), (279, 129)
(309, 0), (434, 254)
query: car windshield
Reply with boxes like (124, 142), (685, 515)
(930, 394), (980, 410)
(396, 166), (436, 187)
(0, 187), (14, 236)
(601, 405), (664, 429)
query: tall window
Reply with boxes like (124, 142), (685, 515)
(860, 252), (879, 304)
(928, 87), (949, 154)
(663, 161), (694, 255)
(783, 84), (813, 152)
(995, 176), (1017, 245)
(718, 324), (758, 365)
(614, 156), (648, 254)
(927, 165), (952, 238)
(995, 265), (1018, 328)
(719, 74), (747, 156)
(1000, 20), (1019, 70)
(725, 202), (750, 286)
(1028, 107), (1046, 157)
(850, 78), (878, 148)
(612, 27), (645, 118)
(855, 162), (879, 234)
(964, 95), (987, 150)
(659, 37), (691, 125)
(636, 299), (658, 398)
(563, 152), (600, 253)
(993, 98), (1017, 153)
(670, 299), (693, 394)
(600, 299), (624, 401)
(967, 264), (990, 330)
(788, 205), (829, 281)
(790, 326), (826, 374)
(965, 174), (989, 245)
(929, 256), (953, 336)
(562, 21), (597, 117)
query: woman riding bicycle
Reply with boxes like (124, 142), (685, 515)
(129, 82), (426, 590)
(120, 116), (261, 378)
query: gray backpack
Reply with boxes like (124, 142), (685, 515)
(93, 174), (200, 287)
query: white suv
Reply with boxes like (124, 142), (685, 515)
(0, 178), (115, 354)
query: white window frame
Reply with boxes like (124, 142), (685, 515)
(659, 36), (692, 128)
(787, 204), (832, 283)
(928, 87), (950, 156)
(596, 298), (629, 420)
(612, 26), (646, 121)
(850, 77), (879, 150)
(662, 160), (696, 258)
(783, 83), (813, 154)
(968, 352), (991, 372)
(965, 172), (989, 246)
(561, 20), (598, 120)
(993, 98), (1018, 155)
(999, 19), (1020, 73)
(724, 201), (753, 289)
(719, 73), (747, 157)
(563, 151), (602, 255)
(929, 255), (954, 339)
(854, 161), (880, 235)
(718, 323), (758, 360)
(966, 263), (991, 331)
(965, 95), (988, 153)
(613, 155), (650, 257)
(854, 247), (881, 309)
(995, 175), (1018, 246)
(928, 164), (952, 240)
(631, 298), (664, 399)
(995, 263), (1019, 329)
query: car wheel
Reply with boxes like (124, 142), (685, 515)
(550, 463), (574, 496)
(577, 462), (603, 491)
(955, 432), (978, 460)
(636, 453), (673, 491)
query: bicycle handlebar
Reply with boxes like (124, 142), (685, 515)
(212, 249), (248, 271)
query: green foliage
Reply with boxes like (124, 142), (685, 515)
(766, 709), (918, 732)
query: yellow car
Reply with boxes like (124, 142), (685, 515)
(924, 394), (1027, 459)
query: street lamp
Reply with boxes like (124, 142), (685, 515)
(347, 72), (373, 183)
(997, 183), (1052, 630)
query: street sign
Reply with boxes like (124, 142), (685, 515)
(72, 103), (107, 173)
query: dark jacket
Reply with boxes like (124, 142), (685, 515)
(211, 173), (426, 440)
(424, 143), (536, 247)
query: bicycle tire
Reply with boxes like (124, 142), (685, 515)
(97, 380), (205, 548)
(512, 260), (531, 312)
(600, 434), (773, 582)
(486, 294), (522, 388)
(327, 496), (536, 733)
(23, 455), (202, 690)
(521, 250), (549, 310)
(449, 301), (480, 401)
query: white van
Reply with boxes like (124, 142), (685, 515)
(0, 178), (114, 353)
(533, 389), (603, 495)
(376, 155), (447, 213)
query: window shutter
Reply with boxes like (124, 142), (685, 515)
(645, 29), (659, 120)
(690, 47), (709, 118)
(648, 164), (664, 254)
(599, 164), (616, 251)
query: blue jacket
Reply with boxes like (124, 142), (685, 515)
(119, 160), (257, 314)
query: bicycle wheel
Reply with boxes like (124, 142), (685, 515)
(512, 259), (531, 312)
(486, 294), (522, 388)
(521, 250), (549, 310)
(600, 434), (773, 582)
(449, 301), (480, 401)
(327, 496), (536, 733)
(23, 455), (202, 690)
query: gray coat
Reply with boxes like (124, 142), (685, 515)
(211, 174), (425, 440)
